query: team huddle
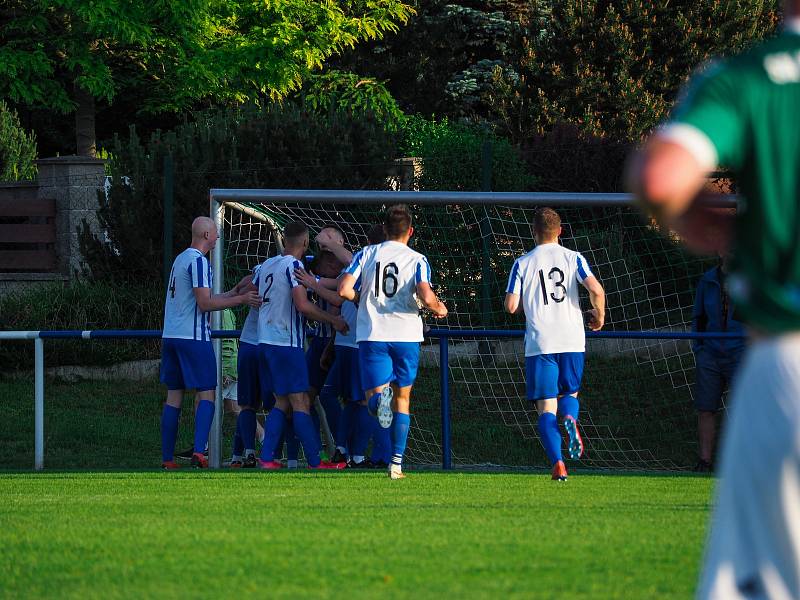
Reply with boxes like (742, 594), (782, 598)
(159, 204), (604, 480)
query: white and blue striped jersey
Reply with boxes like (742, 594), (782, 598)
(239, 264), (261, 345)
(506, 243), (594, 357)
(257, 254), (305, 348)
(308, 289), (331, 340)
(162, 248), (213, 341)
(345, 241), (432, 343)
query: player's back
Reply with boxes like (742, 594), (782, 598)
(257, 254), (304, 348)
(239, 264), (261, 345)
(511, 243), (590, 356)
(163, 248), (212, 341)
(350, 241), (430, 343)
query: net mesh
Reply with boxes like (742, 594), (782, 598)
(221, 199), (721, 470)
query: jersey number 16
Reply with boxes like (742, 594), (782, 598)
(374, 262), (399, 298)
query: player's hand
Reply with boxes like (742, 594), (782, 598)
(432, 301), (448, 319)
(586, 308), (604, 331)
(242, 291), (262, 308)
(331, 316), (349, 334)
(293, 267), (317, 290)
(233, 274), (255, 294)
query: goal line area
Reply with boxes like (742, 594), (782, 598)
(207, 188), (739, 472)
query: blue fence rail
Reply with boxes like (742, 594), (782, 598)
(0, 328), (746, 471)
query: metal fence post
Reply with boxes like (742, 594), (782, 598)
(439, 335), (451, 470)
(34, 337), (44, 470)
(163, 154), (174, 288)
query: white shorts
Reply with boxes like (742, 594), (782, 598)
(699, 334), (800, 600)
(222, 381), (238, 402)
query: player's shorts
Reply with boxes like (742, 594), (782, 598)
(693, 350), (742, 412)
(698, 335), (800, 600)
(325, 345), (363, 402)
(258, 343), (309, 396)
(359, 341), (420, 390)
(237, 341), (274, 410)
(160, 337), (217, 392)
(525, 352), (584, 401)
(306, 335), (331, 391)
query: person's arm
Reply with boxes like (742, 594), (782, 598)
(504, 259), (523, 315)
(291, 286), (348, 333)
(337, 249), (364, 302)
(294, 268), (345, 307)
(193, 287), (260, 312)
(581, 276), (605, 331)
(416, 282), (447, 318)
(316, 230), (353, 265)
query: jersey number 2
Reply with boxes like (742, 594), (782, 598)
(262, 274), (274, 304)
(374, 262), (399, 298)
(538, 267), (566, 304)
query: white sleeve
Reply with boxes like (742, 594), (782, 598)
(575, 253), (594, 283)
(415, 255), (432, 284)
(344, 249), (365, 280)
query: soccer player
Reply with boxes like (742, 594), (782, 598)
(629, 6), (800, 596)
(338, 205), (448, 479)
(230, 265), (268, 469)
(160, 216), (260, 469)
(503, 208), (605, 482)
(256, 221), (348, 470)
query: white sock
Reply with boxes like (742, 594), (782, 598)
(231, 454), (242, 462)
(336, 446), (348, 455)
(244, 448), (254, 457)
(257, 430), (265, 444)
(352, 455), (365, 464)
(287, 459), (298, 469)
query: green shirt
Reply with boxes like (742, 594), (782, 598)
(666, 27), (800, 333)
(221, 308), (238, 379)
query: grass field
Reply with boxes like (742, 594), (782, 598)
(0, 471), (714, 599)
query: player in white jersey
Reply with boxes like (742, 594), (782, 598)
(228, 263), (270, 468)
(504, 208), (605, 481)
(256, 221), (348, 470)
(338, 205), (448, 479)
(159, 216), (260, 470)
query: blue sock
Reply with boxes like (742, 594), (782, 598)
(293, 411), (321, 467)
(239, 409), (257, 453)
(260, 407), (286, 462)
(352, 404), (374, 457)
(335, 402), (357, 451)
(232, 420), (244, 457)
(161, 404), (180, 462)
(285, 420), (300, 461)
(193, 400), (215, 454)
(558, 394), (580, 421)
(375, 421), (392, 463)
(319, 392), (342, 441)
(367, 392), (382, 416)
(538, 412), (563, 465)
(390, 412), (411, 467)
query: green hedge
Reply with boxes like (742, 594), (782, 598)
(0, 282), (162, 371)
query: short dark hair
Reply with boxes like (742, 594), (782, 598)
(532, 208), (561, 237)
(384, 204), (412, 239)
(367, 223), (386, 245)
(284, 221), (308, 244)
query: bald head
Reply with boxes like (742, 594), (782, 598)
(190, 216), (219, 253)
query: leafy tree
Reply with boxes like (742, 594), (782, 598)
(0, 100), (36, 181)
(80, 100), (400, 281)
(0, 0), (413, 156)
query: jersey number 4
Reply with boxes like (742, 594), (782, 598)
(538, 267), (566, 304)
(374, 262), (399, 298)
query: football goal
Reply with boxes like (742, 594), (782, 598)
(210, 189), (736, 471)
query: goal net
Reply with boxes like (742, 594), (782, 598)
(217, 193), (719, 470)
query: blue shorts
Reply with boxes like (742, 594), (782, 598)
(359, 341), (420, 390)
(237, 341), (274, 410)
(325, 345), (363, 402)
(694, 351), (742, 412)
(160, 338), (217, 392)
(258, 343), (309, 397)
(306, 336), (331, 392)
(525, 352), (584, 401)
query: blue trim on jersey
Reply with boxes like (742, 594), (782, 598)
(193, 305), (198, 341)
(577, 256), (589, 281)
(415, 262), (422, 284)
(346, 250), (363, 275)
(196, 257), (205, 287)
(507, 261), (521, 294)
